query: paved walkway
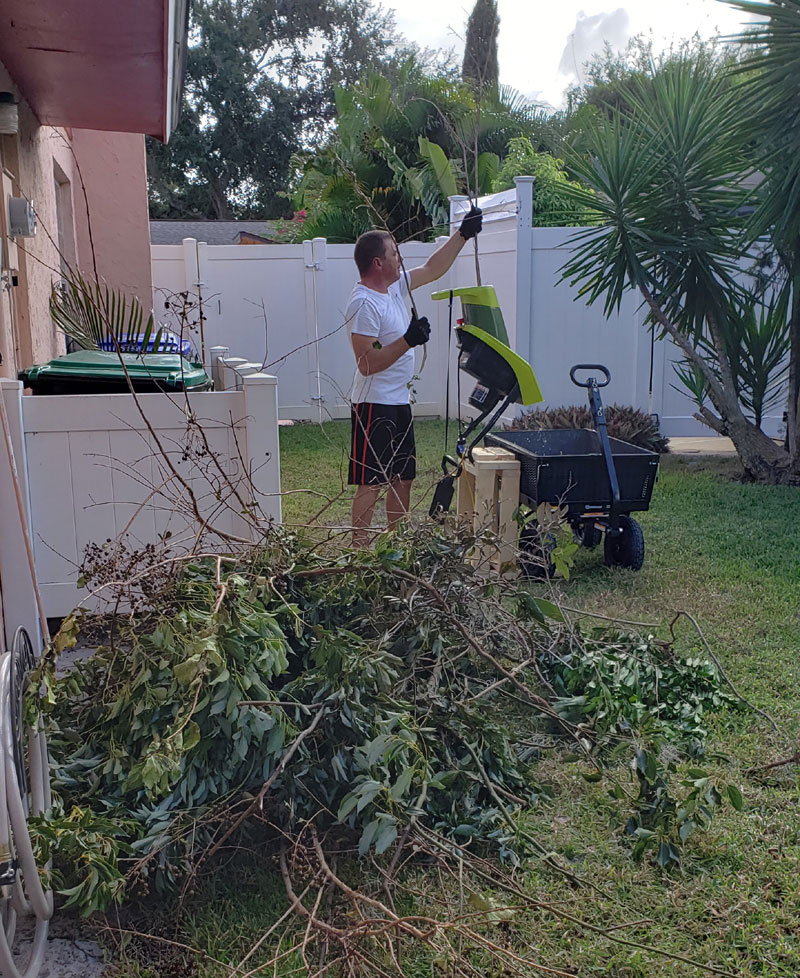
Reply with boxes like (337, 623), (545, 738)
(667, 436), (737, 455)
(13, 917), (105, 977)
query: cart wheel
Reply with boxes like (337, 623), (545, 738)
(574, 522), (602, 549)
(603, 516), (645, 570)
(519, 524), (556, 579)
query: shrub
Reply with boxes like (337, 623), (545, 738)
(506, 403), (669, 453)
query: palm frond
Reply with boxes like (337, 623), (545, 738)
(560, 57), (749, 335)
(50, 271), (161, 353)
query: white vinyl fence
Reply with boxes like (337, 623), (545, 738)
(0, 370), (280, 630)
(152, 179), (786, 439)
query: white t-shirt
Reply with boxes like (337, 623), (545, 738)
(346, 279), (414, 405)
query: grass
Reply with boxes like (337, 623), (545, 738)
(115, 422), (800, 977)
(278, 418), (449, 529)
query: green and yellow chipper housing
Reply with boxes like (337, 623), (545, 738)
(428, 284), (543, 515)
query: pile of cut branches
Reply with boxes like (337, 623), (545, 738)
(33, 522), (742, 976)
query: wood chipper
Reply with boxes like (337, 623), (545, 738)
(428, 285), (542, 515)
(430, 287), (659, 574)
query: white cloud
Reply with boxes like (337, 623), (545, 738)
(382, 0), (754, 107)
(557, 8), (631, 85)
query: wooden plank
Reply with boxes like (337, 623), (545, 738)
(468, 446), (519, 469)
(458, 449), (521, 575)
(472, 466), (497, 531)
(496, 463), (521, 568)
(456, 466), (475, 522)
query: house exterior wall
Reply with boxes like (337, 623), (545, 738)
(0, 58), (153, 380)
(71, 129), (153, 306)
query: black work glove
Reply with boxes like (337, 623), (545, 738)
(458, 204), (483, 240)
(403, 315), (431, 347)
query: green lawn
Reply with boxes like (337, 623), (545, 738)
(277, 417), (451, 529)
(117, 422), (800, 977)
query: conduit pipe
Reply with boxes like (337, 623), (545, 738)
(0, 627), (52, 978)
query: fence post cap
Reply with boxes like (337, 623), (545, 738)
(242, 372), (277, 385)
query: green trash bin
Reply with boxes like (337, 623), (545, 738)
(19, 350), (212, 396)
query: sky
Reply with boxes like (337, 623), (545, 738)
(386, 0), (756, 107)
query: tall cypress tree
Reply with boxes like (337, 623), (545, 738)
(462, 0), (500, 93)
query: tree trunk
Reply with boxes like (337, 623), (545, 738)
(725, 416), (794, 484)
(787, 265), (800, 475)
(206, 170), (233, 220)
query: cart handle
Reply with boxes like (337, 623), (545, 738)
(570, 363), (611, 388)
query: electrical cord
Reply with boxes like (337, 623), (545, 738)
(0, 627), (52, 978)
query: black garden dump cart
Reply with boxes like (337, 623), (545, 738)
(486, 364), (660, 574)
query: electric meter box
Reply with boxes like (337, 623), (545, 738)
(7, 197), (36, 237)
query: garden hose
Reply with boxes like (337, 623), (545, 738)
(0, 627), (52, 978)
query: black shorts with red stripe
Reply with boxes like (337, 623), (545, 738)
(349, 403), (416, 485)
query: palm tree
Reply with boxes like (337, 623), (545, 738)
(725, 0), (800, 469)
(294, 64), (541, 242)
(559, 56), (795, 482)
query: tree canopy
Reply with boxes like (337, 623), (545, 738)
(491, 137), (594, 226)
(290, 68), (540, 242)
(147, 0), (414, 220)
(558, 50), (800, 483)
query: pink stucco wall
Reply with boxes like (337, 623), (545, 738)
(71, 129), (153, 307)
(0, 57), (153, 378)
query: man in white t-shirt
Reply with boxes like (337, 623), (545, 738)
(346, 209), (482, 545)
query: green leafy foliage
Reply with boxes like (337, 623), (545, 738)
(560, 58), (748, 329)
(673, 292), (791, 429)
(491, 137), (596, 226)
(542, 628), (733, 749)
(728, 0), (800, 465)
(624, 748), (744, 869)
(29, 805), (133, 915)
(461, 0), (499, 93)
(147, 0), (414, 220)
(39, 527), (559, 911)
(540, 627), (739, 867)
(35, 523), (737, 911)
(556, 52), (800, 480)
(295, 68), (541, 241)
(506, 403), (669, 453)
(516, 503), (579, 579)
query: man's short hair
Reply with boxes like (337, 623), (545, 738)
(354, 230), (391, 276)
